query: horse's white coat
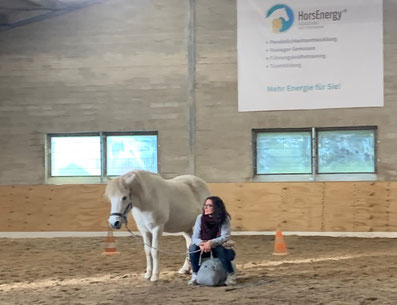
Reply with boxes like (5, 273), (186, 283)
(106, 170), (210, 281)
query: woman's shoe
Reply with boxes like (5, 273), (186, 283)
(225, 273), (236, 286)
(188, 273), (198, 285)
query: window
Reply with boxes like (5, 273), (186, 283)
(254, 127), (376, 179)
(256, 130), (312, 174)
(317, 129), (375, 174)
(51, 136), (101, 176)
(47, 132), (158, 181)
(106, 135), (157, 176)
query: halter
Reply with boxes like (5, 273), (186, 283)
(110, 201), (132, 224)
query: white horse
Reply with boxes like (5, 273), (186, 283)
(106, 170), (210, 281)
(271, 7), (289, 22)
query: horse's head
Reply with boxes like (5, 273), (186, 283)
(105, 173), (135, 229)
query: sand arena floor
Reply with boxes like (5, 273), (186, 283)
(1, 235), (397, 305)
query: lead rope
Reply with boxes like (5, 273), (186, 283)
(124, 222), (201, 256)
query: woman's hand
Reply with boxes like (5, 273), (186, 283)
(200, 241), (212, 253)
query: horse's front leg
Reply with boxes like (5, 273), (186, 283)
(141, 230), (153, 280)
(150, 226), (163, 281)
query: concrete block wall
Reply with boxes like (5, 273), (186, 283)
(194, 0), (397, 182)
(0, 0), (191, 183)
(0, 0), (396, 185)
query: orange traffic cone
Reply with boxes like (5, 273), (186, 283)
(102, 230), (120, 255)
(273, 230), (288, 256)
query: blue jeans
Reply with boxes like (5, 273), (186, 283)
(189, 244), (236, 274)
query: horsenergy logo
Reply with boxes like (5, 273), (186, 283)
(266, 4), (295, 33)
(298, 9), (346, 22)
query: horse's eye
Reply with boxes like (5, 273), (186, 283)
(122, 196), (127, 201)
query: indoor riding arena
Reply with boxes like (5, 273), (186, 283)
(1, 1), (397, 304)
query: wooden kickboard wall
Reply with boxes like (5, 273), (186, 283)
(0, 182), (396, 232)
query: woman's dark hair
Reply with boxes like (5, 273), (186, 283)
(203, 196), (231, 225)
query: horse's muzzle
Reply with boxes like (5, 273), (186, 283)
(112, 221), (122, 229)
(109, 215), (123, 229)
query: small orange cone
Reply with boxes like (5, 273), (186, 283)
(273, 230), (288, 256)
(102, 230), (120, 255)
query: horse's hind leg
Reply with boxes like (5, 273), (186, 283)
(141, 230), (153, 280)
(178, 230), (192, 274)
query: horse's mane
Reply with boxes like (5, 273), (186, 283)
(105, 170), (163, 198)
(134, 170), (160, 180)
(105, 177), (128, 198)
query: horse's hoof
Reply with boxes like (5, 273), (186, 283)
(150, 274), (159, 281)
(144, 273), (152, 280)
(178, 268), (190, 274)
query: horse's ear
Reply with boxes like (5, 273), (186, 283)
(123, 172), (136, 186)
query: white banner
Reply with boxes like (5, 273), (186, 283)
(237, 0), (383, 112)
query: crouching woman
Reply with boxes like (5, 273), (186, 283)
(188, 196), (236, 286)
